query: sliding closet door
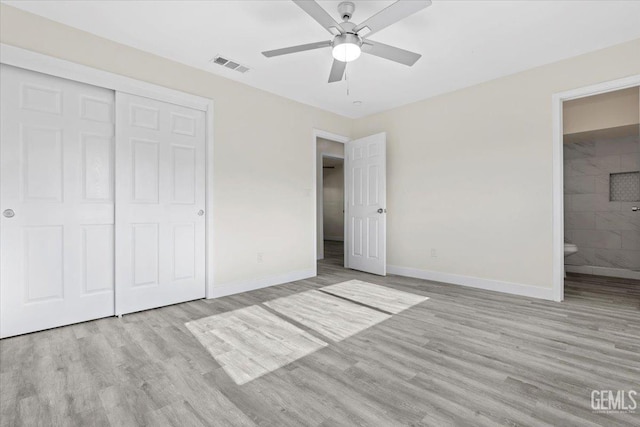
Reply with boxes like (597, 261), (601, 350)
(0, 65), (115, 338)
(115, 93), (206, 315)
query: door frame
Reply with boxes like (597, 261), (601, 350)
(312, 129), (350, 272)
(0, 43), (217, 299)
(551, 73), (640, 302)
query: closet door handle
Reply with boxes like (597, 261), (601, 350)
(197, 210), (205, 216)
(2, 209), (15, 218)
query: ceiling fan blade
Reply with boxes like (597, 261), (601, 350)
(362, 40), (421, 66)
(262, 40), (332, 57)
(354, 0), (431, 38)
(293, 0), (344, 35)
(328, 59), (346, 83)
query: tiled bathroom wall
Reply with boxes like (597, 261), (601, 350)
(564, 132), (640, 275)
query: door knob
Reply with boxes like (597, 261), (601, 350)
(197, 209), (205, 216)
(377, 208), (385, 214)
(3, 209), (15, 218)
(633, 206), (639, 212)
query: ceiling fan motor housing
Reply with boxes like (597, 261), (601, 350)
(332, 33), (362, 50)
(338, 1), (355, 21)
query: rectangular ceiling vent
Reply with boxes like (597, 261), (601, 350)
(211, 55), (250, 74)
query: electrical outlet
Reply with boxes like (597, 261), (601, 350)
(431, 248), (438, 258)
(257, 252), (264, 263)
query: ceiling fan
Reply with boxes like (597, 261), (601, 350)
(262, 0), (432, 83)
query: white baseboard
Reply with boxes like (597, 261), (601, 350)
(388, 265), (556, 301)
(209, 268), (315, 299)
(565, 265), (640, 280)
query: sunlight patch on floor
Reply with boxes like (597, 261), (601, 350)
(186, 281), (428, 385)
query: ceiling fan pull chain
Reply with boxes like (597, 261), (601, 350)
(346, 64), (349, 96)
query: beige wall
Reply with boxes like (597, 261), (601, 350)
(563, 87), (640, 134)
(0, 4), (352, 288)
(316, 138), (345, 258)
(322, 161), (344, 241)
(352, 38), (640, 290)
(2, 4), (640, 296)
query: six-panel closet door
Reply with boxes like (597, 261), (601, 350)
(0, 65), (116, 338)
(114, 93), (206, 315)
(0, 65), (208, 338)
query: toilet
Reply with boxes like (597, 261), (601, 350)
(563, 243), (578, 277)
(564, 243), (578, 257)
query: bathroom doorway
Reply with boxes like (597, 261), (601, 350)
(553, 76), (640, 301)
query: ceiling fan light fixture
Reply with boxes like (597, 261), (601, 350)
(332, 34), (362, 63)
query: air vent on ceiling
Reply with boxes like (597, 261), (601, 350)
(211, 55), (250, 73)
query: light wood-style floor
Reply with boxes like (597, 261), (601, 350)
(1, 241), (639, 426)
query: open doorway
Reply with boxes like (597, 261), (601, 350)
(313, 130), (387, 276)
(316, 135), (345, 264)
(321, 155), (345, 265)
(563, 87), (640, 281)
(552, 75), (640, 301)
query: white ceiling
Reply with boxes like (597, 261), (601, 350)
(5, 0), (640, 118)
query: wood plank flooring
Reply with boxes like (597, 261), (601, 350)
(264, 289), (391, 342)
(322, 279), (429, 314)
(1, 240), (639, 426)
(185, 305), (327, 385)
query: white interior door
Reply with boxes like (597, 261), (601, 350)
(345, 132), (387, 275)
(0, 65), (115, 338)
(115, 93), (205, 315)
